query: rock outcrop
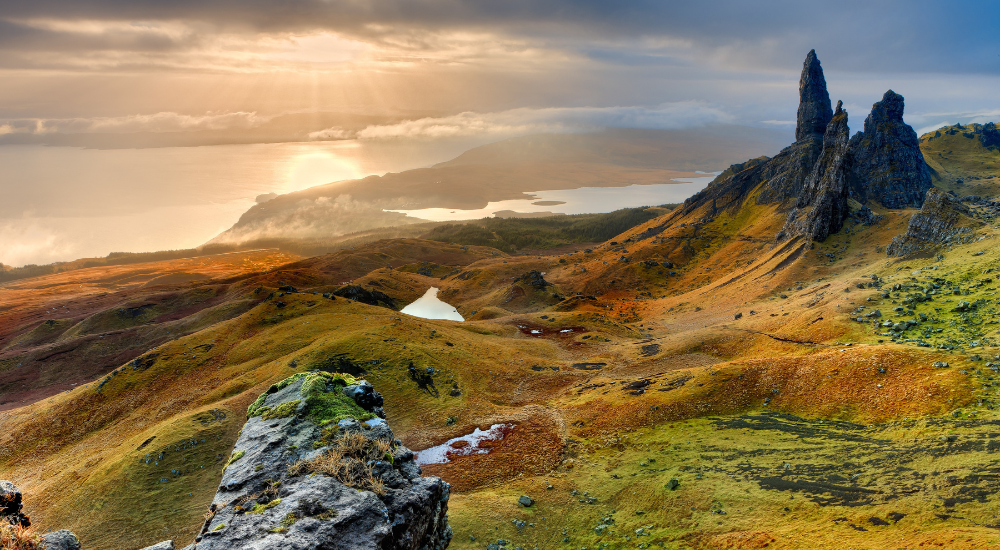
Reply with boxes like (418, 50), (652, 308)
(780, 101), (851, 241)
(795, 49), (834, 143)
(886, 188), (977, 256)
(41, 531), (82, 550)
(677, 51), (934, 243)
(849, 90), (933, 208)
(182, 372), (451, 550)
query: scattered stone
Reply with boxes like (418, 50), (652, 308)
(41, 530), (81, 550)
(933, 361), (950, 368)
(518, 495), (534, 507)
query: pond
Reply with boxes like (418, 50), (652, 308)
(400, 287), (464, 321)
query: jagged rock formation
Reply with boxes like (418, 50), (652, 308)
(886, 188), (978, 256)
(677, 50), (933, 243)
(796, 50), (834, 143)
(780, 101), (851, 240)
(178, 372), (451, 550)
(849, 90), (933, 208)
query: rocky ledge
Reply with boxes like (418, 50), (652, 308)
(7, 372), (451, 550)
(179, 371), (452, 550)
(886, 188), (979, 257)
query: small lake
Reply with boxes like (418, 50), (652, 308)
(385, 174), (717, 222)
(400, 287), (464, 321)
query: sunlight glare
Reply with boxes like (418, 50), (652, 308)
(285, 150), (361, 192)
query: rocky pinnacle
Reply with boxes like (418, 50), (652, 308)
(795, 50), (834, 143)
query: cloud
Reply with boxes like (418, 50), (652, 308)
(1, 111), (264, 134)
(307, 126), (353, 140)
(1, 1), (998, 75)
(320, 103), (734, 140)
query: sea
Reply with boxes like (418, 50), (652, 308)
(0, 140), (712, 267)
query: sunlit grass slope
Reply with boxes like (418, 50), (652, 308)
(3, 179), (1000, 549)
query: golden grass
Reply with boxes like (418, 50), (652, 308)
(0, 524), (42, 550)
(289, 433), (395, 496)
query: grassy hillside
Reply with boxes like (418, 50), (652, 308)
(3, 176), (1000, 548)
(421, 206), (674, 253)
(920, 122), (1000, 196)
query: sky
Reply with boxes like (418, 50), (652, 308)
(1, 0), (999, 141)
(1, 1), (1000, 267)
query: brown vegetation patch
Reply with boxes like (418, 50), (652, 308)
(707, 530), (778, 549)
(606, 352), (720, 379)
(508, 373), (583, 405)
(419, 414), (563, 492)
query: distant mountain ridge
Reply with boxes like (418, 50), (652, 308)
(208, 126), (789, 247)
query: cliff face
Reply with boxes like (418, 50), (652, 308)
(849, 90), (933, 208)
(182, 372), (452, 550)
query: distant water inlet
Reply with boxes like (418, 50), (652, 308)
(414, 423), (516, 466)
(385, 175), (718, 221)
(400, 287), (464, 321)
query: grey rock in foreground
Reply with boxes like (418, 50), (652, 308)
(41, 530), (81, 550)
(138, 542), (175, 550)
(189, 372), (451, 550)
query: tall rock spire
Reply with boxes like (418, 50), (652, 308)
(848, 89), (932, 208)
(779, 100), (851, 241)
(795, 50), (834, 143)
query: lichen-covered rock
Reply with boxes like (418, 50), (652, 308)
(848, 90), (932, 208)
(138, 541), (175, 550)
(0, 480), (30, 528)
(41, 530), (81, 550)
(780, 101), (851, 241)
(796, 49), (834, 143)
(886, 188), (979, 256)
(189, 372), (451, 550)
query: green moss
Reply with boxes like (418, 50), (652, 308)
(246, 393), (270, 419)
(247, 372), (363, 421)
(261, 399), (300, 420)
(211, 523), (225, 532)
(222, 450), (244, 472)
(298, 372), (373, 425)
(249, 498), (281, 514)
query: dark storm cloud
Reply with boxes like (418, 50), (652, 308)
(1, 0), (998, 74)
